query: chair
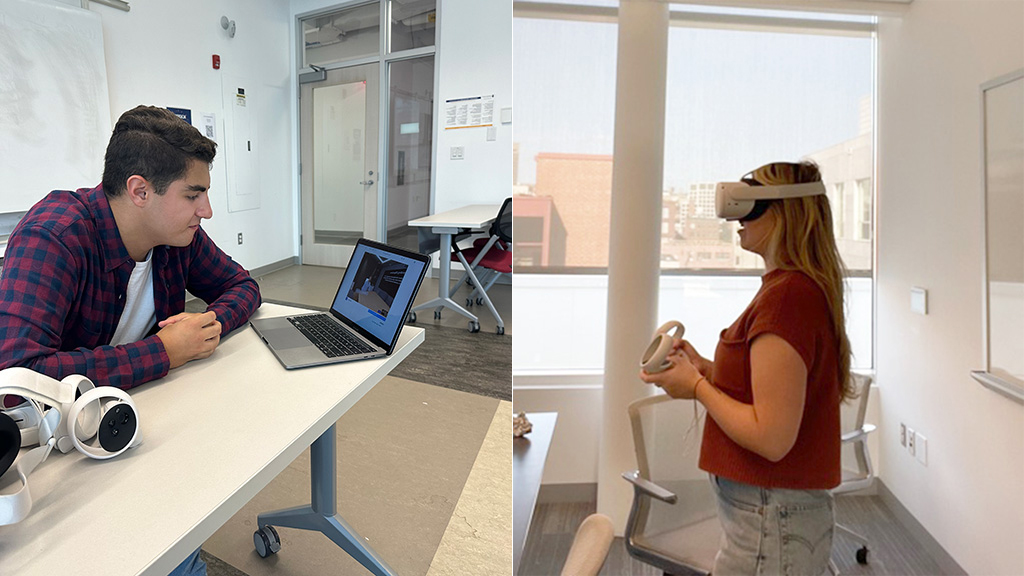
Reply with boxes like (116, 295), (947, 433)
(560, 513), (615, 576)
(447, 197), (512, 335)
(829, 372), (876, 574)
(622, 394), (721, 576)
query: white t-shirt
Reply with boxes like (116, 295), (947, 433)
(110, 250), (157, 346)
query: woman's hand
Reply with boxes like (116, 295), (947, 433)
(639, 350), (704, 400)
(673, 339), (713, 376)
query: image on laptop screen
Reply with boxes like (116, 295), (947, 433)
(331, 242), (426, 342)
(346, 254), (408, 321)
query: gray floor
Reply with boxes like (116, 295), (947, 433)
(198, 261), (512, 576)
(518, 495), (951, 576)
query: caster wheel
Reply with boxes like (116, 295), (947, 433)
(254, 525), (281, 558)
(856, 546), (868, 564)
(496, 326), (505, 335)
(434, 310), (441, 320)
(407, 311), (417, 323)
(476, 298), (483, 306)
(466, 298), (473, 307)
(469, 321), (480, 333)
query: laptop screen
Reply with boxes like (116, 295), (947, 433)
(329, 241), (427, 347)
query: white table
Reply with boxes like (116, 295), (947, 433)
(0, 303), (423, 576)
(408, 204), (500, 333)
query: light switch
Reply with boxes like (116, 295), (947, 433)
(486, 126), (497, 141)
(500, 107), (512, 124)
(910, 286), (927, 315)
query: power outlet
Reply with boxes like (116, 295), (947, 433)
(450, 146), (464, 160)
(237, 233), (243, 245)
(899, 423), (907, 447)
(907, 427), (916, 456)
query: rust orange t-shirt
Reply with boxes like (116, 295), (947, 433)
(698, 269), (841, 490)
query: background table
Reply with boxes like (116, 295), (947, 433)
(513, 412), (558, 575)
(0, 303), (423, 576)
(408, 204), (499, 332)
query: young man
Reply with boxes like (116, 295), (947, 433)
(0, 106), (261, 575)
(0, 105), (261, 389)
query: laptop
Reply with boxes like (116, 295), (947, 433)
(250, 238), (429, 370)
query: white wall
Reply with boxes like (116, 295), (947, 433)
(98, 0), (295, 272)
(434, 0), (512, 213)
(93, 0), (509, 272)
(875, 1), (1024, 574)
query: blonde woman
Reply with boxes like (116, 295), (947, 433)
(640, 161), (854, 575)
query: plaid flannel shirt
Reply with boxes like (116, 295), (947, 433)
(0, 185), (261, 389)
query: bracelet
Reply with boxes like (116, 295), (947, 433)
(695, 376), (709, 398)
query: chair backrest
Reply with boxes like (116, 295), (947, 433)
(625, 393), (719, 574)
(837, 372), (875, 494)
(490, 197), (512, 243)
(560, 513), (615, 576)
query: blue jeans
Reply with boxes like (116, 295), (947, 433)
(168, 547), (207, 576)
(710, 475), (834, 576)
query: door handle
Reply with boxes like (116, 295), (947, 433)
(360, 179), (374, 186)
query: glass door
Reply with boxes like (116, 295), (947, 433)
(300, 63), (379, 266)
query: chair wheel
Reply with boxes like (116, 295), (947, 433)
(407, 312), (417, 323)
(476, 298), (483, 305)
(434, 310), (441, 320)
(469, 321), (480, 333)
(496, 326), (505, 335)
(466, 298), (473, 307)
(856, 546), (868, 564)
(254, 525), (281, 558)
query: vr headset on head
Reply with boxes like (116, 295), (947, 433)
(715, 180), (827, 221)
(0, 368), (142, 525)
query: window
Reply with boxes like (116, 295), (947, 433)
(856, 178), (872, 241)
(513, 3), (876, 374)
(832, 182), (846, 237)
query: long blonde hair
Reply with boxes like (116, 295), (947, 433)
(746, 161), (855, 402)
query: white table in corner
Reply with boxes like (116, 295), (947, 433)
(0, 303), (423, 576)
(407, 204), (500, 333)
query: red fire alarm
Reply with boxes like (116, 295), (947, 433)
(212, 54), (221, 70)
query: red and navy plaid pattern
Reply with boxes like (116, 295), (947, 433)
(0, 185), (261, 390)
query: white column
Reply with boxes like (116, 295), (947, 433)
(597, 0), (669, 533)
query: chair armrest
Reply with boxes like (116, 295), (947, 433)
(622, 470), (677, 504)
(841, 423), (876, 444)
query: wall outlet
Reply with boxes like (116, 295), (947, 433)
(237, 233), (243, 245)
(915, 432), (927, 466)
(450, 146), (464, 160)
(899, 423), (906, 447)
(907, 427), (916, 456)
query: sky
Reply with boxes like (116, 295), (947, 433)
(513, 14), (874, 192)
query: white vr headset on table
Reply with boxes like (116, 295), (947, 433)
(0, 367), (142, 526)
(715, 180), (827, 221)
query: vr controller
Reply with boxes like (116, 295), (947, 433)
(640, 321), (685, 374)
(0, 368), (143, 525)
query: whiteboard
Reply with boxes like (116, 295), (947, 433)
(0, 0), (110, 214)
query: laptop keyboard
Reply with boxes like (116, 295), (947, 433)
(289, 314), (376, 358)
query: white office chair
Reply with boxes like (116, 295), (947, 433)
(829, 372), (876, 575)
(621, 393), (721, 576)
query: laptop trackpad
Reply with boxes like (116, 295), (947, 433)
(265, 327), (311, 350)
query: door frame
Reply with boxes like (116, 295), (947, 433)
(294, 0), (440, 264)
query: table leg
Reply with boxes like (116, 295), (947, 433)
(256, 424), (396, 576)
(410, 230), (480, 323)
